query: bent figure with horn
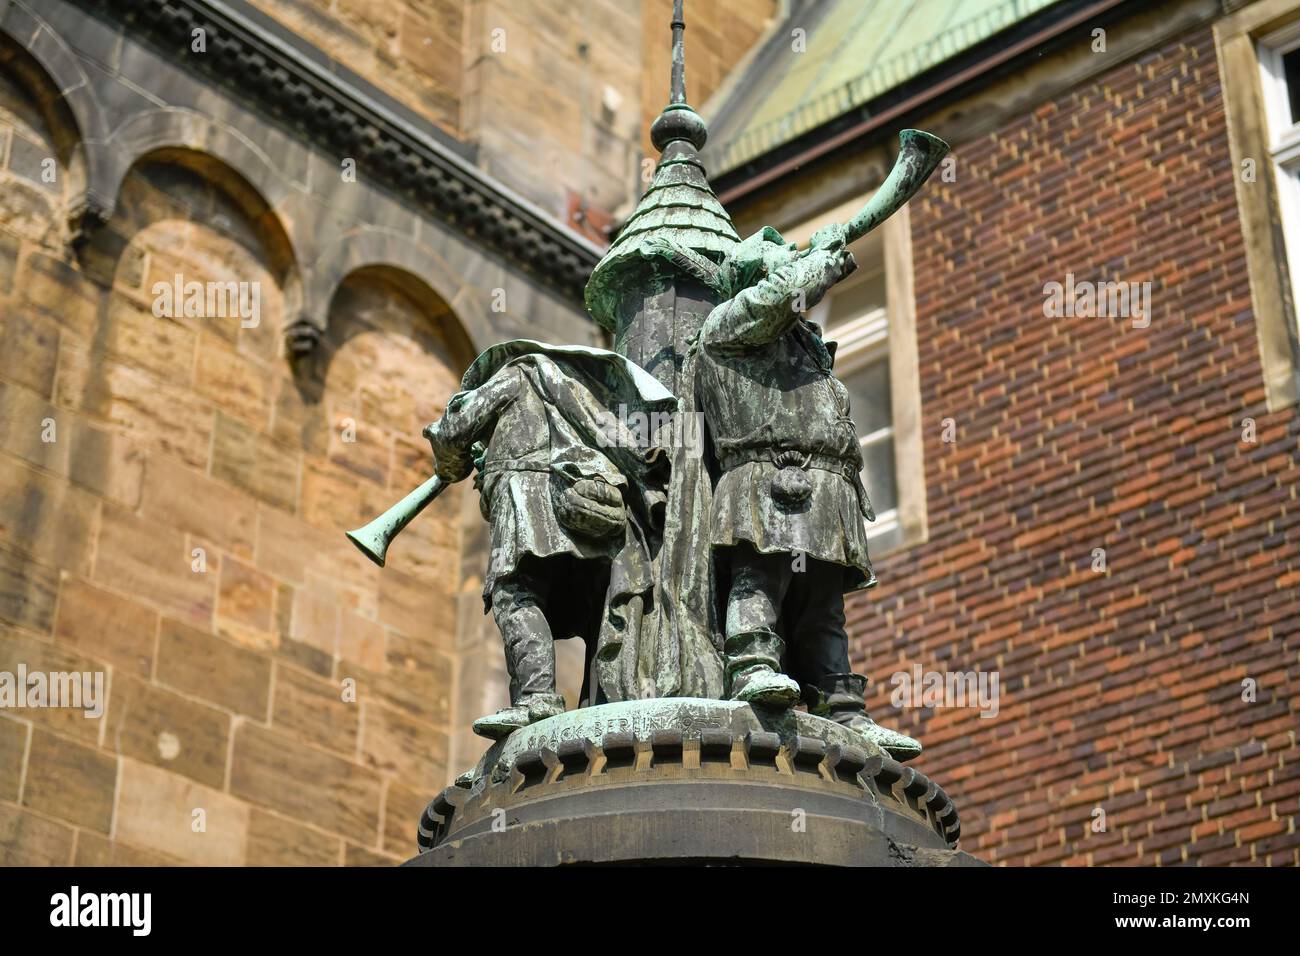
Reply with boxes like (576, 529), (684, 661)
(422, 341), (674, 739)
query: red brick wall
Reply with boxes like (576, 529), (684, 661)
(849, 24), (1300, 865)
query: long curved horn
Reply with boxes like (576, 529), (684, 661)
(844, 129), (949, 244)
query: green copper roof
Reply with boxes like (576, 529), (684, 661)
(708, 0), (1061, 173)
(610, 149), (739, 254)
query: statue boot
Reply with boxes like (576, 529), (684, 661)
(725, 629), (801, 708)
(473, 574), (567, 740)
(807, 673), (922, 762)
(471, 692), (566, 741)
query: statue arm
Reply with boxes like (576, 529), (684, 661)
(702, 247), (852, 350)
(423, 365), (523, 481)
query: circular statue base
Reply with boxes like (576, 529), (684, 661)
(404, 699), (985, 866)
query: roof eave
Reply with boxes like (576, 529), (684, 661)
(711, 0), (1137, 206)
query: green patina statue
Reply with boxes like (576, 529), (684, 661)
(347, 0), (948, 762)
(694, 222), (924, 759)
(425, 342), (674, 738)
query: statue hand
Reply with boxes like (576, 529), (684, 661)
(809, 222), (848, 253)
(837, 248), (858, 281)
(796, 246), (854, 311)
(423, 420), (473, 482)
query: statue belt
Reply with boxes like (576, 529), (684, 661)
(719, 449), (874, 521)
(476, 457), (551, 476)
(718, 449), (857, 478)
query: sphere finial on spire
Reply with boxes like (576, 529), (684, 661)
(650, 0), (707, 151)
(584, 0), (738, 333)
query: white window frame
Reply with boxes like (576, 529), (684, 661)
(1260, 22), (1300, 321)
(809, 266), (900, 543)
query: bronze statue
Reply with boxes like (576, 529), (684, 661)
(694, 221), (919, 759)
(425, 342), (673, 738)
(347, 1), (946, 759)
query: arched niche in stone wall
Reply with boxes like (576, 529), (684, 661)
(0, 37), (74, 392)
(302, 263), (479, 779)
(312, 262), (478, 569)
(53, 145), (298, 485)
(95, 106), (306, 325)
(300, 227), (496, 363)
(0, 16), (113, 242)
(0, 23), (91, 641)
(0, 33), (80, 248)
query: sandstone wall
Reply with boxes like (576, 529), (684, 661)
(251, 0), (778, 230)
(0, 0), (599, 865)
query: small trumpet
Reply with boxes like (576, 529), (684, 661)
(345, 474), (448, 567)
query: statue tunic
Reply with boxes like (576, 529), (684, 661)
(697, 249), (877, 591)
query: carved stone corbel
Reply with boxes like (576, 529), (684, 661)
(284, 314), (324, 362)
(66, 189), (114, 247)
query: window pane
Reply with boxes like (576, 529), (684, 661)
(861, 436), (897, 516)
(840, 356), (891, 435)
(826, 270), (885, 328)
(1286, 47), (1300, 125)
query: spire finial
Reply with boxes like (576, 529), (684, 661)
(670, 0), (686, 106)
(650, 0), (707, 152)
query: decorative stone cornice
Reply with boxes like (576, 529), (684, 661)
(77, 0), (602, 302)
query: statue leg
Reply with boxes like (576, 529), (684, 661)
(472, 563), (567, 740)
(722, 543), (801, 708)
(496, 569), (556, 702)
(783, 560), (850, 682)
(786, 560), (922, 762)
(575, 561), (611, 706)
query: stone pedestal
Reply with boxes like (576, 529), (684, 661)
(405, 699), (984, 866)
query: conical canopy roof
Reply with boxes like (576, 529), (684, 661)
(584, 2), (739, 331)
